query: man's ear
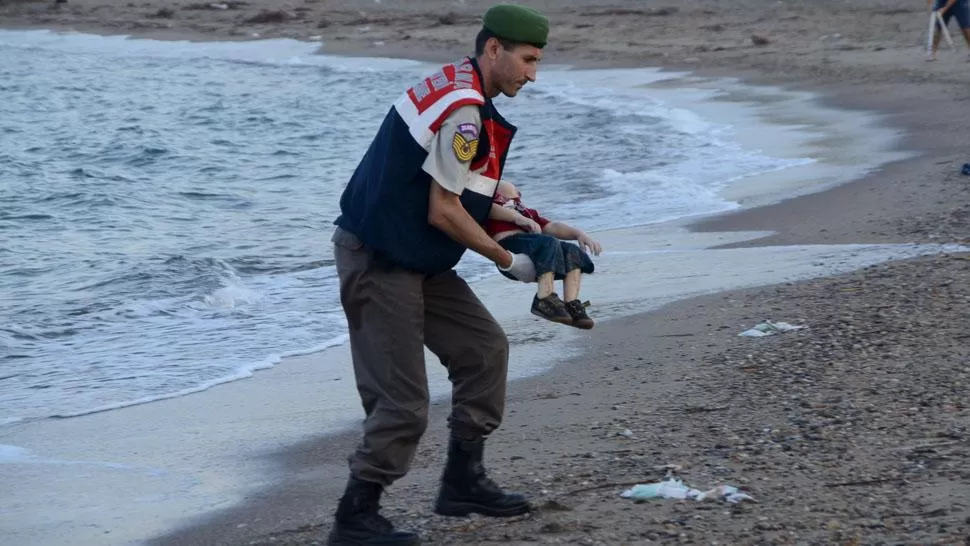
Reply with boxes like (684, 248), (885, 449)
(485, 37), (502, 60)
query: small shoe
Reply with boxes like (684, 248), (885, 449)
(530, 293), (572, 325)
(564, 299), (595, 330)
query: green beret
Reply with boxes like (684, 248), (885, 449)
(483, 3), (549, 48)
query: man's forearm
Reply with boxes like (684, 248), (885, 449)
(431, 201), (512, 267)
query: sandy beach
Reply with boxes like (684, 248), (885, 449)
(3, 0), (970, 544)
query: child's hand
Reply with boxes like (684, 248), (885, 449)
(514, 216), (542, 233)
(578, 234), (602, 256)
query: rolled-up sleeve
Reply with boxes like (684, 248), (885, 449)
(422, 105), (482, 195)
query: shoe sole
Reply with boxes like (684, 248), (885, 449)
(531, 309), (572, 325)
(569, 320), (594, 330)
(434, 500), (532, 518)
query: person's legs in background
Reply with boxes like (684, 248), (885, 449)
(928, 0), (950, 60)
(928, 0), (970, 60)
(955, 0), (970, 55)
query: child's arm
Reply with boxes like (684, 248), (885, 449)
(542, 221), (603, 256)
(489, 203), (541, 233)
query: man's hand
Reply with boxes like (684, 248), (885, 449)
(514, 215), (542, 233)
(577, 234), (602, 256)
(429, 180), (519, 268)
(498, 251), (536, 282)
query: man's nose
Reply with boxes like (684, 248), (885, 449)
(525, 65), (537, 82)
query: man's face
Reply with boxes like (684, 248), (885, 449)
(494, 42), (541, 97)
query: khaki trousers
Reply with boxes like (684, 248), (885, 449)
(332, 227), (510, 486)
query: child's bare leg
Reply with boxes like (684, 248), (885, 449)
(563, 268), (582, 302)
(532, 271), (571, 325)
(562, 269), (593, 329)
(537, 272), (555, 299)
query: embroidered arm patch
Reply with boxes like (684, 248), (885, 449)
(452, 122), (479, 162)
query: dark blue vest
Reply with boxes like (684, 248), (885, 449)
(335, 57), (517, 274)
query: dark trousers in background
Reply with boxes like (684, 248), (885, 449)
(935, 0), (970, 29)
(332, 227), (510, 486)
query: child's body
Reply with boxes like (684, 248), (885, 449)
(484, 181), (602, 329)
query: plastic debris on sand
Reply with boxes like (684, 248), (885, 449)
(620, 478), (756, 504)
(739, 320), (805, 337)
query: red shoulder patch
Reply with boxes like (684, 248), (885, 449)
(406, 59), (479, 115)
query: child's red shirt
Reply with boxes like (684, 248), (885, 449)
(483, 194), (551, 236)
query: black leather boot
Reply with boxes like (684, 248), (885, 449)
(434, 436), (531, 518)
(326, 476), (419, 546)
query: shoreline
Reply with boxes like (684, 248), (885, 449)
(0, 28), (912, 428)
(3, 1), (970, 544)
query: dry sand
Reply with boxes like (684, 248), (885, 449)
(4, 0), (970, 544)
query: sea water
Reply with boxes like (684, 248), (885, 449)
(0, 30), (813, 424)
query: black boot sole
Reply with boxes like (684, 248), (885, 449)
(433, 499), (532, 518)
(327, 528), (420, 546)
